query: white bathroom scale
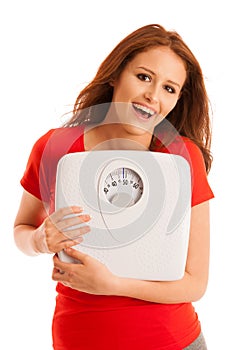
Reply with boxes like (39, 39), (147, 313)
(55, 150), (191, 281)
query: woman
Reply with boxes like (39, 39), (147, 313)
(14, 24), (214, 349)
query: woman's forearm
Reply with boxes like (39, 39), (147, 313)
(14, 224), (40, 256)
(113, 202), (209, 304)
(114, 271), (208, 303)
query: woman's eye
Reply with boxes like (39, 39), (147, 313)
(137, 73), (151, 82)
(164, 85), (175, 94)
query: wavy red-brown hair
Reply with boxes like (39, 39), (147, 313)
(65, 24), (213, 173)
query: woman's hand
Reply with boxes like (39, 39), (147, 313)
(52, 248), (119, 295)
(14, 191), (91, 256)
(34, 206), (91, 254)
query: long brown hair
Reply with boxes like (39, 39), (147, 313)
(65, 24), (213, 173)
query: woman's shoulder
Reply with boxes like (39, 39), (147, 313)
(35, 126), (84, 142)
(157, 135), (205, 169)
(168, 136), (214, 206)
(32, 126), (85, 153)
(176, 136), (204, 164)
(179, 136), (203, 154)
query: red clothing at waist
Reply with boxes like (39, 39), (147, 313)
(52, 283), (201, 350)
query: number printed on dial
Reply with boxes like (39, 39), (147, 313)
(103, 167), (143, 208)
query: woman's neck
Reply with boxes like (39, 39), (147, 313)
(84, 123), (152, 151)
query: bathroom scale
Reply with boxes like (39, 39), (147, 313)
(55, 150), (191, 281)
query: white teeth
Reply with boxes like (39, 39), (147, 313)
(133, 103), (155, 117)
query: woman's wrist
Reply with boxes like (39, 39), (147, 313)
(31, 224), (49, 255)
(30, 230), (41, 255)
(109, 276), (126, 297)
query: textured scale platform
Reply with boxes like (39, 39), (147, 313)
(55, 150), (191, 281)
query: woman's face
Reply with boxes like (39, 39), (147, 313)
(110, 46), (187, 137)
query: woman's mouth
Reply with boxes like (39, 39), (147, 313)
(132, 103), (156, 120)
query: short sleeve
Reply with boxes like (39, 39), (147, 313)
(20, 129), (55, 201)
(183, 140), (214, 206)
(157, 137), (214, 207)
(20, 126), (85, 204)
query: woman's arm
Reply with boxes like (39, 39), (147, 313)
(14, 190), (91, 256)
(115, 200), (210, 303)
(14, 191), (48, 255)
(52, 201), (210, 303)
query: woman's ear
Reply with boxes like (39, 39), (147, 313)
(109, 80), (115, 87)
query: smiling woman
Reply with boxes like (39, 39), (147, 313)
(106, 46), (186, 139)
(14, 24), (214, 350)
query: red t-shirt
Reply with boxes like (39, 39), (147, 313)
(20, 126), (214, 350)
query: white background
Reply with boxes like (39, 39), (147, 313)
(0, 0), (232, 348)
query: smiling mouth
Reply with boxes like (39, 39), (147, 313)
(132, 103), (156, 119)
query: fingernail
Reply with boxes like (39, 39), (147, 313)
(72, 206), (83, 211)
(75, 237), (83, 243)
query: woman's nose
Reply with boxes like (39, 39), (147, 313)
(144, 86), (160, 103)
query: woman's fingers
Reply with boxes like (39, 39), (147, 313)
(41, 206), (91, 253)
(57, 214), (91, 231)
(50, 206), (84, 223)
(63, 224), (91, 240)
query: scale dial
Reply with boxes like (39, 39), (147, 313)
(103, 167), (143, 208)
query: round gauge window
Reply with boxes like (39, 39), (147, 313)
(102, 167), (143, 208)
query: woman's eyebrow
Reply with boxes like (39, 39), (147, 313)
(167, 79), (181, 89)
(137, 66), (156, 76)
(137, 66), (181, 89)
